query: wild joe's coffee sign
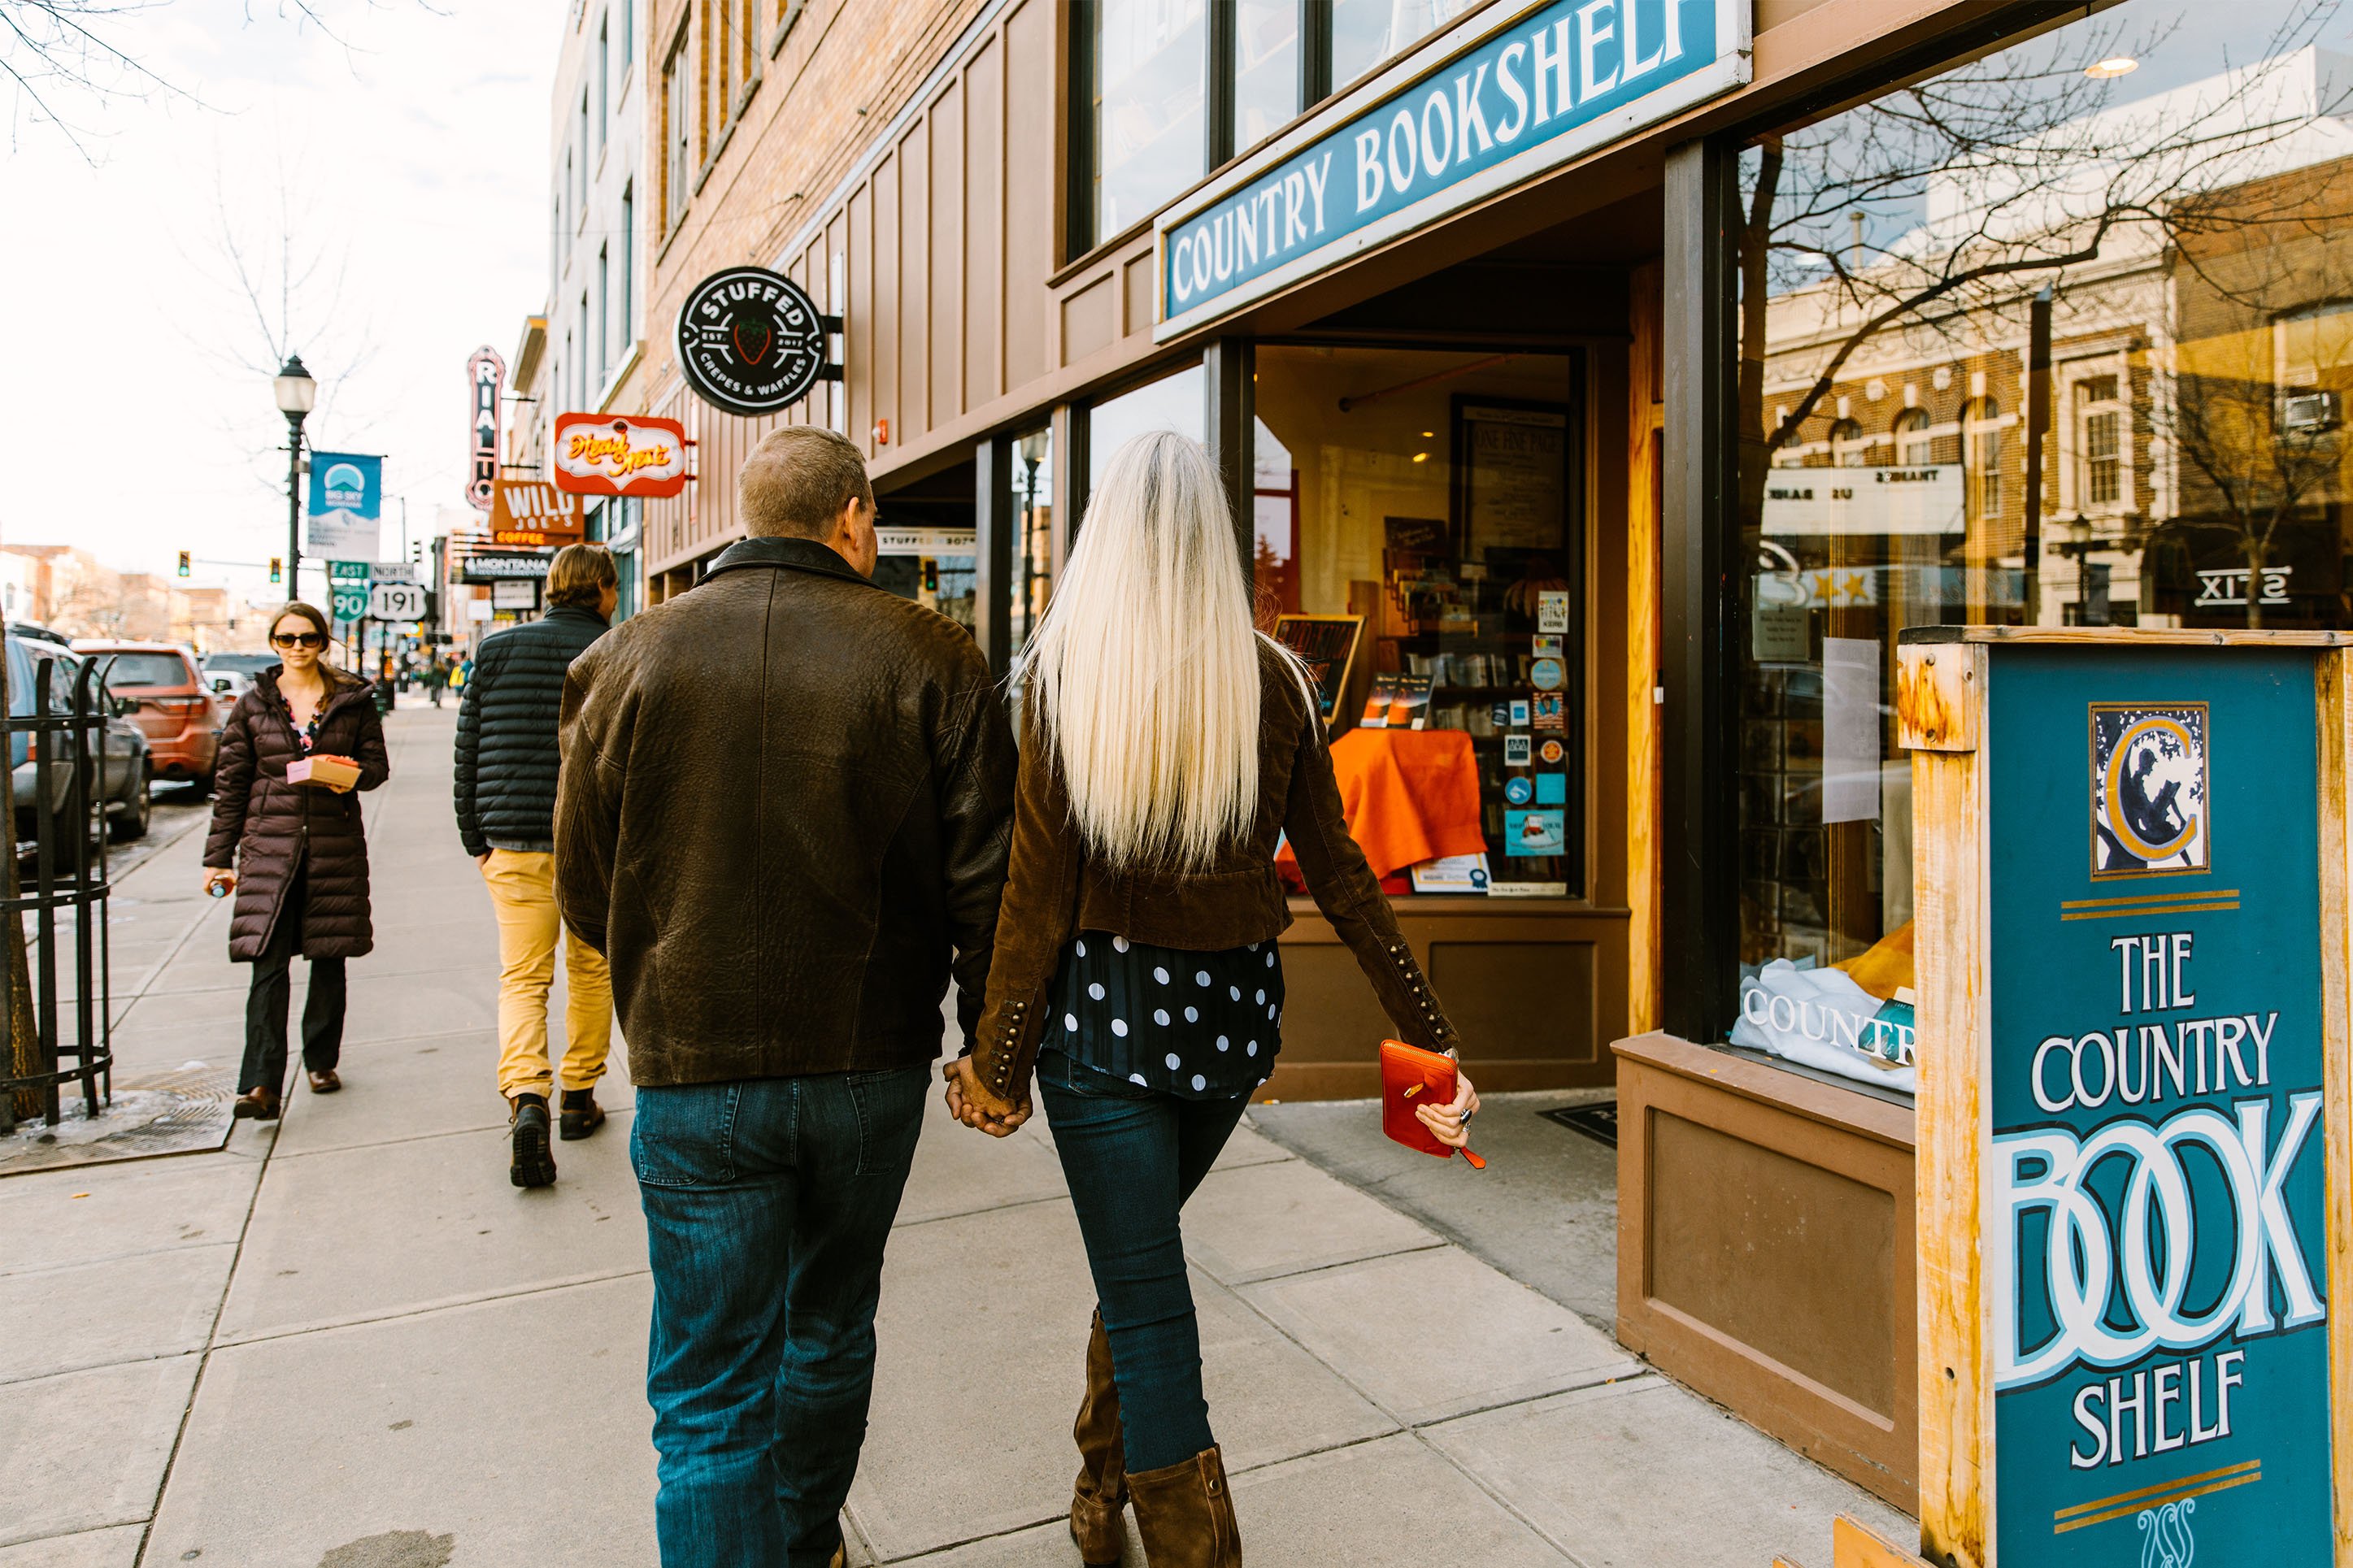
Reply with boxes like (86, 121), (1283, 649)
(675, 266), (829, 416)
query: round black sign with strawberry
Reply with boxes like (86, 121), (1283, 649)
(675, 266), (831, 416)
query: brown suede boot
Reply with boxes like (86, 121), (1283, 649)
(1127, 1445), (1240, 1567)
(1070, 1311), (1129, 1566)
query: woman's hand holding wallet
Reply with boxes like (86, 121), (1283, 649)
(1417, 1071), (1481, 1149)
(1381, 1039), (1487, 1168)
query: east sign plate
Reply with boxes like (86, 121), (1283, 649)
(1986, 647), (2331, 1563)
(675, 267), (827, 416)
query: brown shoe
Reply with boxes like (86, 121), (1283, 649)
(231, 1088), (281, 1122)
(559, 1088), (605, 1141)
(1070, 1311), (1129, 1566)
(1128, 1445), (1240, 1567)
(307, 1069), (341, 1094)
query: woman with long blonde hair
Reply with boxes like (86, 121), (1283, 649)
(948, 431), (1478, 1566)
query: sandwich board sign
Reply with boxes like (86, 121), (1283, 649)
(1900, 627), (2351, 1568)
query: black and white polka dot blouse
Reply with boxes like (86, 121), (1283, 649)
(1046, 930), (1283, 1099)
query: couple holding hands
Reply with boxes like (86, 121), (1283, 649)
(555, 424), (1476, 1568)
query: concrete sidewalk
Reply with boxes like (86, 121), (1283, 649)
(0, 704), (1906, 1567)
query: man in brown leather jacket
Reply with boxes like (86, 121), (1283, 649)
(554, 424), (1015, 1568)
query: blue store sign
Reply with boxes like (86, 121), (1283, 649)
(1969, 645), (2334, 1563)
(1155, 0), (1747, 337)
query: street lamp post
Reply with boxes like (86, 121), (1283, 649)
(273, 354), (318, 602)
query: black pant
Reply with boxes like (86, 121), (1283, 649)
(239, 866), (347, 1096)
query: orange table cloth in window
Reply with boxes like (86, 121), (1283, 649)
(1277, 727), (1488, 883)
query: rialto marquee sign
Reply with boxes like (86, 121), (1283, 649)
(1155, 0), (1748, 337)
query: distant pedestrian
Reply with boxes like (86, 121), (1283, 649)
(426, 657), (449, 708)
(455, 543), (620, 1188)
(555, 426), (1013, 1568)
(202, 602), (391, 1121)
(950, 432), (1479, 1568)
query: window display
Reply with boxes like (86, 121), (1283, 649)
(1732, 0), (2353, 1044)
(1256, 345), (1582, 893)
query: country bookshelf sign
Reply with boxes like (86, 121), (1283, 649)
(1155, 0), (1748, 338)
(1901, 627), (2352, 1568)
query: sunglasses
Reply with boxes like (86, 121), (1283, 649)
(272, 632), (326, 649)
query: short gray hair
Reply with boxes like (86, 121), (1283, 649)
(739, 426), (874, 539)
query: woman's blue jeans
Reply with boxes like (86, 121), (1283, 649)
(631, 1067), (929, 1568)
(1037, 1048), (1251, 1474)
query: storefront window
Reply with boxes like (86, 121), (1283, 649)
(1330, 0), (1479, 92)
(1732, 0), (2353, 1041)
(1011, 425), (1055, 653)
(1076, 0), (1486, 253)
(1257, 345), (1581, 893)
(1090, 0), (1207, 243)
(1087, 363), (1205, 496)
(1235, 0), (1300, 154)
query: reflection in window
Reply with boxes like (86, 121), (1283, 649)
(1091, 0), (1206, 242)
(1086, 364), (1206, 497)
(1964, 398), (2003, 519)
(1828, 419), (1868, 467)
(1892, 406), (1932, 465)
(2274, 299), (2353, 391)
(1331, 0), (1478, 91)
(1235, 0), (1300, 153)
(1012, 427), (1055, 654)
(2076, 376), (2123, 507)
(1731, 0), (2353, 1033)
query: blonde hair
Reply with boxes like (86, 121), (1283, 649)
(546, 543), (617, 606)
(1026, 431), (1307, 873)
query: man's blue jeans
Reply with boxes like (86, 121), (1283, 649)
(631, 1067), (929, 1568)
(1036, 1048), (1251, 1474)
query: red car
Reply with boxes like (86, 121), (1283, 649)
(72, 641), (220, 789)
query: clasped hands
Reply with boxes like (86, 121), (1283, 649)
(942, 1056), (1029, 1138)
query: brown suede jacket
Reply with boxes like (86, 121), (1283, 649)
(555, 536), (1015, 1087)
(968, 640), (1459, 1107)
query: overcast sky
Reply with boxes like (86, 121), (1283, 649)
(0, 0), (562, 608)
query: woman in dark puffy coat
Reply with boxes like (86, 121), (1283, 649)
(202, 602), (391, 1119)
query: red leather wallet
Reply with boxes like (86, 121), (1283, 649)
(1379, 1039), (1486, 1170)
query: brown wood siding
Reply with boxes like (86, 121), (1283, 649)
(928, 81), (963, 435)
(898, 126), (929, 446)
(963, 37), (1003, 411)
(1001, 0), (1054, 393)
(873, 153), (900, 449)
(850, 184), (874, 445)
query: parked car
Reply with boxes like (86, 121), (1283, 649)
(202, 652), (277, 709)
(8, 636), (152, 846)
(72, 641), (219, 791)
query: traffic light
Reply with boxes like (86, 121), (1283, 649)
(176, 550), (191, 578)
(268, 556), (283, 584)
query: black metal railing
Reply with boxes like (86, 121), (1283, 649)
(0, 654), (117, 1133)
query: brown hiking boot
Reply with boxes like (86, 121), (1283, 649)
(1070, 1311), (1129, 1566)
(559, 1088), (606, 1141)
(509, 1094), (556, 1188)
(1128, 1445), (1240, 1566)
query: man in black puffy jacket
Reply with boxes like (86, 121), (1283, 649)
(456, 543), (619, 1188)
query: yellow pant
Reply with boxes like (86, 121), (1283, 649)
(483, 849), (615, 1099)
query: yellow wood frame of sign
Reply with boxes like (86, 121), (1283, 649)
(488, 480), (585, 547)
